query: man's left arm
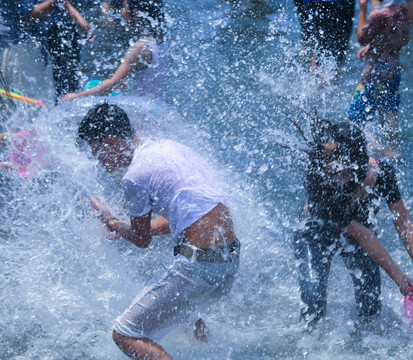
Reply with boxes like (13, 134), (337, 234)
(388, 199), (413, 261)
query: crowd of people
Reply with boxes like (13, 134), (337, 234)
(1, 0), (413, 359)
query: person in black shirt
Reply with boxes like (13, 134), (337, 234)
(294, 121), (413, 328)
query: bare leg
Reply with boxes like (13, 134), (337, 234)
(112, 331), (172, 360)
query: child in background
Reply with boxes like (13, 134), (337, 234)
(60, 0), (168, 102)
(348, 0), (410, 147)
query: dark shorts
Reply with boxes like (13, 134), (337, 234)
(348, 75), (401, 123)
(294, 0), (355, 65)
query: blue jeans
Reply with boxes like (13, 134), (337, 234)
(293, 219), (381, 327)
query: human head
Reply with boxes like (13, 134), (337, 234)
(309, 121), (369, 186)
(78, 102), (136, 172)
(78, 102), (135, 144)
(125, 0), (165, 40)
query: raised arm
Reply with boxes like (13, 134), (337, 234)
(388, 199), (413, 261)
(91, 196), (171, 248)
(64, 1), (94, 42)
(60, 41), (151, 102)
(343, 220), (413, 295)
(358, 0), (371, 45)
(27, 0), (63, 24)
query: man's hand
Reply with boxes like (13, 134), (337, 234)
(91, 196), (113, 222)
(59, 92), (80, 103)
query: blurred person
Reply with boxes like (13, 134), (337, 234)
(1, 0), (94, 101)
(0, 129), (49, 177)
(61, 0), (168, 102)
(293, 120), (413, 329)
(101, 0), (124, 26)
(348, 0), (410, 147)
(77, 103), (240, 359)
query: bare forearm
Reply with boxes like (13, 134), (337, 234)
(106, 219), (151, 248)
(395, 219), (413, 261)
(73, 78), (120, 99)
(345, 221), (405, 286)
(27, 0), (62, 24)
(390, 199), (413, 261)
(84, 60), (133, 97)
(151, 216), (170, 236)
(64, 1), (91, 34)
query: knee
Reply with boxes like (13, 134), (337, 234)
(112, 330), (124, 349)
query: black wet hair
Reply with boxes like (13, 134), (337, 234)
(303, 121), (369, 225)
(78, 102), (135, 144)
(305, 121), (369, 206)
(128, 0), (165, 40)
(311, 121), (369, 183)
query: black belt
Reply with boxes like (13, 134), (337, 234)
(174, 240), (240, 263)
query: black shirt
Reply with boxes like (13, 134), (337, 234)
(305, 160), (401, 228)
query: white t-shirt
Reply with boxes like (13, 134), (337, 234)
(122, 140), (228, 243)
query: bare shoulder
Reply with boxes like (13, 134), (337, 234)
(367, 3), (409, 33)
(125, 41), (152, 66)
(371, 3), (409, 20)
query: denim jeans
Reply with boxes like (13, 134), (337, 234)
(294, 219), (381, 327)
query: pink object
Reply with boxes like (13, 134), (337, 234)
(9, 129), (36, 178)
(405, 286), (413, 324)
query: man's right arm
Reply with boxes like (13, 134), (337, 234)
(106, 213), (153, 248)
(90, 196), (153, 248)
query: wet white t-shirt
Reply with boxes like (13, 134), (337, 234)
(122, 140), (228, 243)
